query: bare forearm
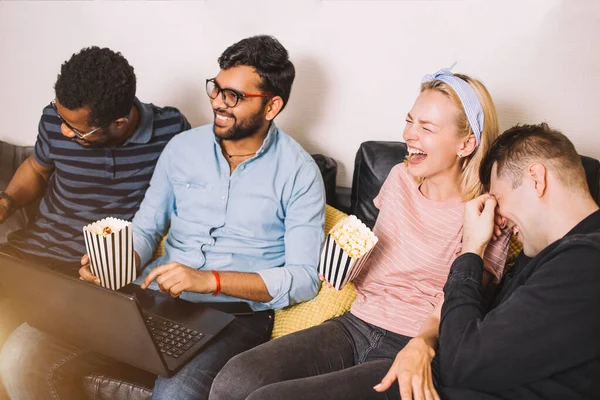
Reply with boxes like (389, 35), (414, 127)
(219, 271), (273, 302)
(142, 262), (275, 302)
(5, 156), (52, 210)
(416, 301), (442, 350)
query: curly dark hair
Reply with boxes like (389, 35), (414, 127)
(218, 35), (295, 112)
(54, 46), (136, 127)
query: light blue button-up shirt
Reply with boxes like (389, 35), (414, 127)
(132, 123), (325, 311)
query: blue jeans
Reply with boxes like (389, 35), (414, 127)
(210, 312), (440, 400)
(0, 311), (273, 400)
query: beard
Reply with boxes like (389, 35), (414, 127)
(212, 107), (267, 141)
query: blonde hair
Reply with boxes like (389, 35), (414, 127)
(420, 74), (499, 201)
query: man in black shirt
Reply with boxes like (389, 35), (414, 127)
(438, 123), (600, 399)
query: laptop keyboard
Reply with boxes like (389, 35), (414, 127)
(145, 315), (204, 359)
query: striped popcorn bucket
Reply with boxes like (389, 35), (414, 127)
(83, 217), (136, 290)
(318, 233), (376, 291)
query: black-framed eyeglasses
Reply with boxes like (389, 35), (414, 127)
(50, 100), (106, 140)
(205, 79), (274, 108)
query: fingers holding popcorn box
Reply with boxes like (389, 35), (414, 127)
(318, 215), (378, 290)
(83, 217), (136, 290)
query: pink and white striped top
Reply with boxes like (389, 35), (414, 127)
(351, 163), (509, 337)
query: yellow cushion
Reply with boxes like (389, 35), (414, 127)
(323, 204), (348, 234)
(271, 281), (357, 339)
(272, 205), (357, 339)
(152, 236), (167, 261)
(505, 234), (523, 270)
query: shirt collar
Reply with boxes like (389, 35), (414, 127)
(256, 122), (278, 156)
(124, 98), (154, 145)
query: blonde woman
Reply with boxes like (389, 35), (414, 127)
(210, 67), (510, 400)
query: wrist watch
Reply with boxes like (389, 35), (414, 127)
(0, 191), (14, 214)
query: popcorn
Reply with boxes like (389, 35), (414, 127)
(330, 215), (378, 258)
(318, 215), (378, 290)
(86, 217), (128, 237)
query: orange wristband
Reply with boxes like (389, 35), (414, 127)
(211, 270), (221, 297)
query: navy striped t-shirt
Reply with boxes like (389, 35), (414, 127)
(7, 98), (190, 263)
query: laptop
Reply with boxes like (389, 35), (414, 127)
(0, 253), (237, 377)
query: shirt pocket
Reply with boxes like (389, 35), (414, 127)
(172, 179), (212, 221)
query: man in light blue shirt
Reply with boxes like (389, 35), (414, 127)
(131, 35), (326, 399)
(135, 122), (324, 312)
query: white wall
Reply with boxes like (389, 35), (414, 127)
(1, 0), (599, 187)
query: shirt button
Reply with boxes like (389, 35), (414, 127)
(240, 165), (245, 170)
(221, 195), (226, 200)
(186, 183), (191, 188)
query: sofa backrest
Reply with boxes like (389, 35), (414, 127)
(350, 140), (600, 229)
(0, 142), (34, 187)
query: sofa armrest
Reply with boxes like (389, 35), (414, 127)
(0, 141), (37, 243)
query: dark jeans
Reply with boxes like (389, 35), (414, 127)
(210, 312), (439, 400)
(0, 311), (274, 400)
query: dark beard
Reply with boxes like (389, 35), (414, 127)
(213, 108), (266, 141)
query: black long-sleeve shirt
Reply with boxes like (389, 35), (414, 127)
(438, 210), (600, 399)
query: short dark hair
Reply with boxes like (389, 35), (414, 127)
(54, 46), (136, 127)
(480, 122), (587, 191)
(218, 35), (295, 112)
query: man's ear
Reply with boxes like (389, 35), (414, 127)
(265, 96), (284, 121)
(528, 162), (547, 197)
(458, 134), (477, 158)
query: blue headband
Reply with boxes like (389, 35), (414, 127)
(421, 64), (484, 147)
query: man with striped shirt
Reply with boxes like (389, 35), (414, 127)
(0, 46), (188, 399)
(0, 46), (189, 275)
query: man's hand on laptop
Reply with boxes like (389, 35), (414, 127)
(140, 262), (217, 298)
